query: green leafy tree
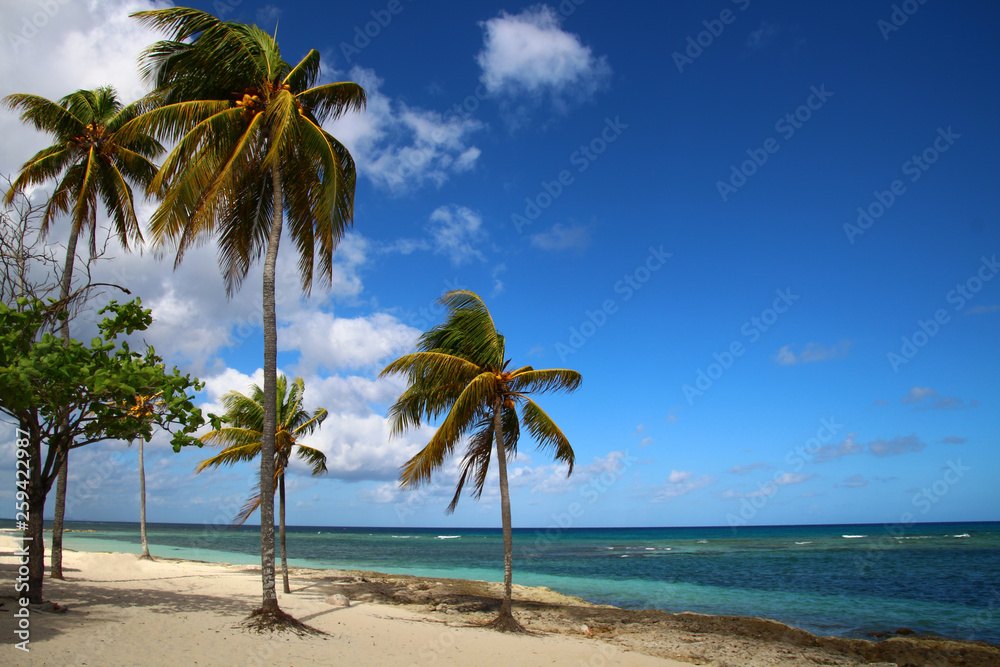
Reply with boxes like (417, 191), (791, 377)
(380, 290), (582, 632)
(2, 86), (162, 577)
(129, 7), (364, 624)
(0, 298), (205, 604)
(197, 375), (327, 594)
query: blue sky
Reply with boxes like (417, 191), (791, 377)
(0, 0), (997, 530)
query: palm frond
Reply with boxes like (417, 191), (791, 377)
(519, 398), (574, 474)
(509, 368), (582, 395)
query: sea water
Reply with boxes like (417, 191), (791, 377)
(6, 520), (997, 643)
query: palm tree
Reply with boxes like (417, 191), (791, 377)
(197, 375), (328, 594)
(123, 392), (167, 560)
(3, 86), (162, 579)
(129, 7), (364, 623)
(380, 290), (582, 632)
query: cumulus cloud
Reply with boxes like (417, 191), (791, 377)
(530, 223), (594, 251)
(746, 21), (780, 50)
(899, 387), (979, 410)
(280, 311), (419, 375)
(811, 434), (865, 463)
(649, 470), (714, 502)
(426, 205), (488, 265)
(722, 471), (811, 500)
(869, 434), (925, 457)
(773, 340), (852, 365)
(476, 6), (610, 107)
(325, 66), (483, 194)
(901, 386), (937, 405)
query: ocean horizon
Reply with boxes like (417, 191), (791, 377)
(4, 519), (997, 645)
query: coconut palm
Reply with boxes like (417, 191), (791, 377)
(129, 7), (364, 622)
(380, 290), (582, 632)
(123, 391), (167, 560)
(3, 86), (162, 578)
(196, 375), (328, 594)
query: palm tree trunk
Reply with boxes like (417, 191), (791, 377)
(50, 223), (80, 581)
(279, 473), (289, 594)
(257, 165), (283, 614)
(138, 439), (151, 560)
(488, 397), (525, 632)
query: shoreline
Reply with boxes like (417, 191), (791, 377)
(2, 537), (998, 666)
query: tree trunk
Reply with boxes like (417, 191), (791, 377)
(138, 438), (151, 560)
(50, 223), (80, 581)
(50, 454), (67, 579)
(24, 484), (46, 605)
(257, 165), (283, 613)
(279, 473), (289, 594)
(22, 421), (47, 605)
(488, 397), (525, 632)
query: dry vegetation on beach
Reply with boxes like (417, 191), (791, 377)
(2, 539), (997, 667)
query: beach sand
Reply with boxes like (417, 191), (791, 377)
(2, 536), (997, 666)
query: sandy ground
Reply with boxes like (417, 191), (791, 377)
(1, 536), (997, 666)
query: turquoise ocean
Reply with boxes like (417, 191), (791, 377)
(5, 520), (998, 644)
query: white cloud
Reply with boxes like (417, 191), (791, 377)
(649, 470), (713, 502)
(899, 386), (979, 410)
(868, 434), (925, 458)
(426, 204), (487, 265)
(810, 433), (927, 462)
(280, 311), (419, 375)
(1, 0), (166, 178)
(838, 474), (868, 488)
(530, 223), (594, 251)
(901, 386), (937, 405)
(811, 434), (865, 463)
(519, 450), (636, 496)
(325, 66), (483, 194)
(476, 6), (611, 105)
(727, 462), (768, 475)
(774, 340), (852, 365)
(667, 469), (692, 484)
(746, 21), (780, 50)
(722, 471), (811, 500)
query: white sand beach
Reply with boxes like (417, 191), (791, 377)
(3, 536), (997, 666)
(0, 536), (685, 666)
